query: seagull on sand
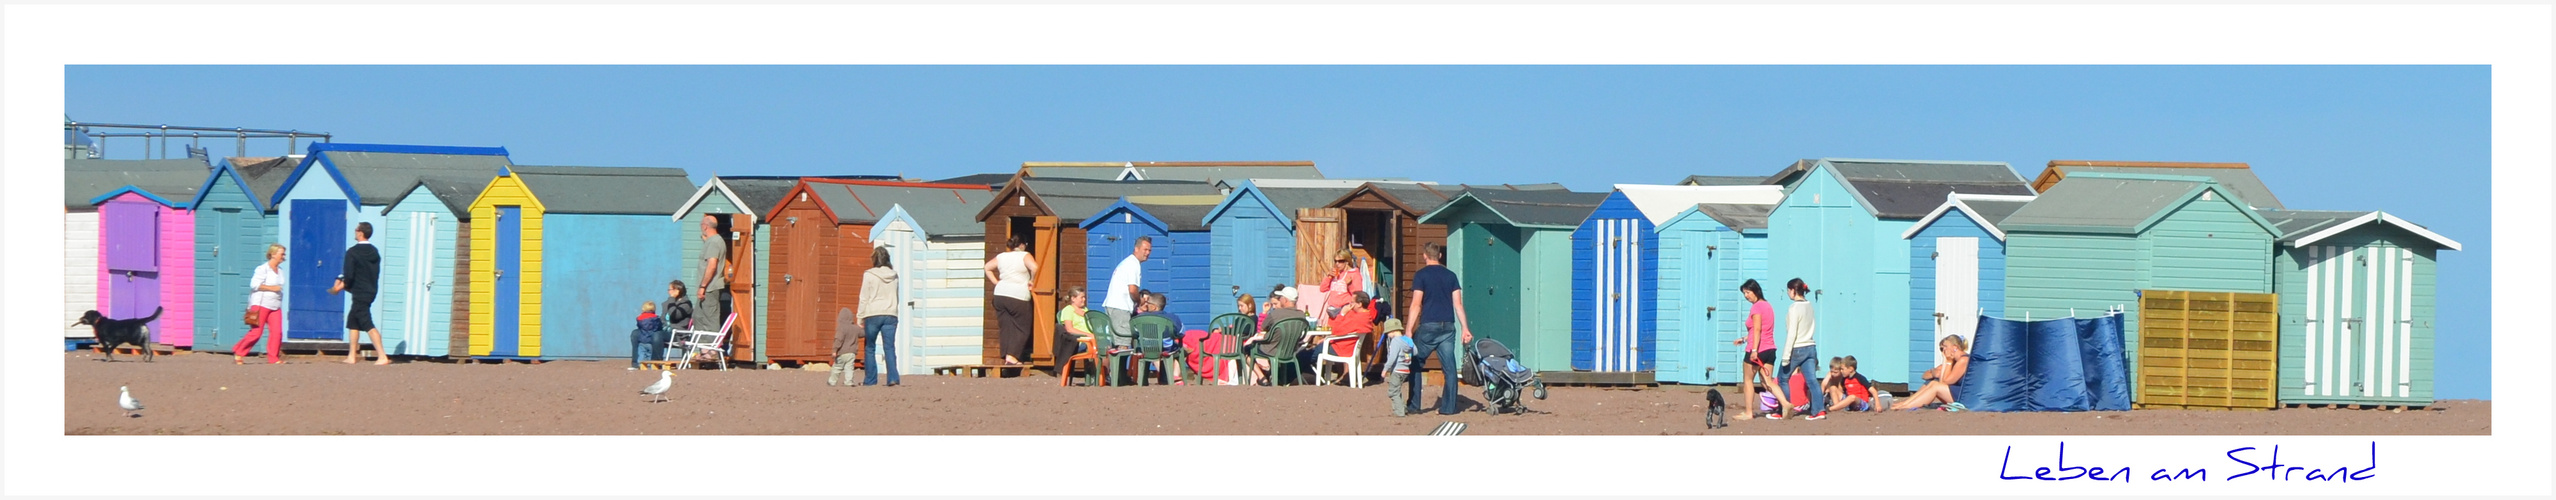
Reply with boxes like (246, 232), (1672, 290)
(119, 386), (144, 418)
(642, 371), (675, 403)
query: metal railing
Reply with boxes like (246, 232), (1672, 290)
(65, 120), (331, 160)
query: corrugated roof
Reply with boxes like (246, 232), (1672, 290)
(1453, 189), (1611, 228)
(1693, 203), (1775, 231)
(318, 150), (514, 205)
(1681, 175), (1769, 186)
(1004, 178), (1225, 224)
(1613, 185), (1785, 225)
(509, 165), (698, 215)
(817, 181), (996, 226)
(2000, 175), (2211, 232)
(2255, 209), (2373, 242)
(65, 158), (208, 208)
(2037, 161), (2285, 209)
(1850, 178), (2038, 219)
(1763, 158), (2033, 219)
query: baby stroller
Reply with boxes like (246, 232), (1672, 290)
(1470, 337), (1548, 415)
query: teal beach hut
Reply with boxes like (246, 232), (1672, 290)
(1639, 186), (1784, 384)
(1899, 192), (2036, 383)
(2000, 173), (2282, 381)
(1417, 189), (1608, 372)
(186, 156), (296, 350)
(2258, 210), (2460, 407)
(1764, 159), (2033, 386)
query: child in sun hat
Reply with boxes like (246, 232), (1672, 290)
(1378, 318), (1414, 417)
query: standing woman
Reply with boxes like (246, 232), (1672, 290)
(858, 248), (902, 386)
(1731, 279), (1791, 420)
(234, 244), (287, 364)
(984, 236), (1038, 365)
(1780, 278), (1825, 420)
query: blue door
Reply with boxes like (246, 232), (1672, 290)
(288, 200), (346, 340)
(492, 206), (521, 358)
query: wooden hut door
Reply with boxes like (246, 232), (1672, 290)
(1030, 216), (1061, 366)
(1294, 208), (1345, 286)
(725, 215), (757, 362)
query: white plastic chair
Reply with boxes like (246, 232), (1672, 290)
(672, 313), (739, 371)
(1315, 333), (1364, 388)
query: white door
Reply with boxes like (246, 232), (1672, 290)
(2304, 245), (2417, 399)
(402, 212), (437, 356)
(1933, 237), (1979, 368)
(878, 222), (920, 375)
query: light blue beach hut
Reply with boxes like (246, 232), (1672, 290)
(270, 143), (511, 344)
(1200, 179), (1380, 317)
(1763, 158), (2033, 386)
(1574, 185), (1786, 376)
(1634, 186), (1785, 384)
(869, 199), (1002, 374)
(371, 176), (489, 357)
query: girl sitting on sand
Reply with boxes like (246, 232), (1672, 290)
(1891, 335), (1972, 411)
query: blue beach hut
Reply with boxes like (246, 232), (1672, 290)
(1081, 195), (1224, 328)
(1200, 179), (1380, 317)
(1900, 192), (2036, 383)
(270, 143), (512, 345)
(1639, 186), (1785, 384)
(1573, 185), (1786, 375)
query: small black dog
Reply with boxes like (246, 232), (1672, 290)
(1704, 388), (1729, 429)
(77, 307), (162, 363)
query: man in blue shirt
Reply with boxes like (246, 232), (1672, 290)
(1403, 242), (1473, 416)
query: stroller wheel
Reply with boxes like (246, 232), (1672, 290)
(1532, 384), (1548, 400)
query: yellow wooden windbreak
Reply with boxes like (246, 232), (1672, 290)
(2136, 289), (2280, 410)
(466, 172), (547, 358)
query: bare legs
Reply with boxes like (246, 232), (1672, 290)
(1737, 360), (1792, 420)
(1892, 380), (1956, 410)
(344, 329), (389, 365)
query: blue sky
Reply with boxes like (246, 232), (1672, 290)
(66, 65), (2492, 399)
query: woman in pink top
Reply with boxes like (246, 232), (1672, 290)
(1731, 279), (1792, 420)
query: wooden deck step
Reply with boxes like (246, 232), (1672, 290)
(933, 364), (1044, 378)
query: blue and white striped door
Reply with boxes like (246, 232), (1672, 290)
(1592, 218), (1642, 372)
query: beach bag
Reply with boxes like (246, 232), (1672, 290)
(244, 308), (262, 327)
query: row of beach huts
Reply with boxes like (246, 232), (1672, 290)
(62, 141), (2459, 408)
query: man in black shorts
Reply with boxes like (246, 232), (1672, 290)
(333, 221), (388, 365)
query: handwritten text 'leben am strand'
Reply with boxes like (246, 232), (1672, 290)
(1997, 442), (2378, 483)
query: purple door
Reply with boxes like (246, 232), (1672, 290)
(102, 201), (162, 335)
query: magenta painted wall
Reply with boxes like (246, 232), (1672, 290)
(95, 192), (195, 347)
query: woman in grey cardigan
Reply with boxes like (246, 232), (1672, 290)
(858, 248), (902, 386)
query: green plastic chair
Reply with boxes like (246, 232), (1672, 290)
(1078, 310), (1118, 387)
(1253, 318), (1312, 386)
(1130, 315), (1183, 386)
(1206, 313), (1257, 385)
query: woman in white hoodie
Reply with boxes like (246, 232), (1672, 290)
(1780, 278), (1826, 420)
(858, 249), (902, 386)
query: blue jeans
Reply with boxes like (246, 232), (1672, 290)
(630, 328), (659, 368)
(863, 315), (899, 386)
(1781, 345), (1825, 412)
(1404, 321), (1463, 415)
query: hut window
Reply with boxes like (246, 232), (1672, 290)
(800, 192), (808, 202)
(2201, 191), (2215, 201)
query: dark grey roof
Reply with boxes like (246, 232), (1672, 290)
(817, 182), (996, 226)
(1681, 175), (1768, 186)
(1456, 189), (1611, 228)
(1784, 159), (2032, 219)
(1852, 179), (2039, 220)
(223, 156), (299, 209)
(509, 165), (699, 215)
(384, 175), (490, 216)
(2045, 165), (2284, 209)
(1257, 186), (1359, 219)
(719, 177), (803, 216)
(319, 150), (513, 205)
(931, 173), (1015, 188)
(1963, 199), (2032, 225)
(2001, 176), (2210, 232)
(1132, 164), (1323, 183)
(2255, 209), (2373, 242)
(1693, 203), (1774, 231)
(1126, 202), (1214, 232)
(65, 158), (209, 208)
(1013, 178), (1224, 224)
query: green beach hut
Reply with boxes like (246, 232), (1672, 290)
(1416, 189), (1608, 372)
(2258, 209), (2460, 407)
(2000, 173), (2282, 381)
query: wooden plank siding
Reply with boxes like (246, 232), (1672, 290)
(449, 219), (472, 358)
(379, 187), (462, 357)
(977, 188), (1087, 368)
(191, 168), (273, 350)
(467, 174), (545, 358)
(764, 195), (870, 364)
(2276, 227), (2441, 406)
(679, 194), (765, 362)
(1907, 209), (2006, 386)
(65, 212), (100, 339)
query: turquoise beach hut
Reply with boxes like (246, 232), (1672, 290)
(1417, 189), (1609, 372)
(187, 156), (295, 350)
(1200, 179), (1374, 317)
(1899, 192), (2036, 383)
(2000, 173), (2282, 381)
(1763, 158), (2033, 386)
(2257, 209), (2460, 407)
(371, 176), (490, 357)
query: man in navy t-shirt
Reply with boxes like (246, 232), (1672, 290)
(1402, 242), (1473, 416)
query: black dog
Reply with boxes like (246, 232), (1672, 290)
(1704, 388), (1729, 429)
(77, 307), (162, 362)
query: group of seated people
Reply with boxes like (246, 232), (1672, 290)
(1048, 282), (1389, 386)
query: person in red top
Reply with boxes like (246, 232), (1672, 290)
(1324, 291), (1377, 368)
(1820, 355), (1878, 415)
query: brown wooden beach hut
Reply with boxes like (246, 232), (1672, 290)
(1303, 182), (1566, 311)
(762, 179), (994, 365)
